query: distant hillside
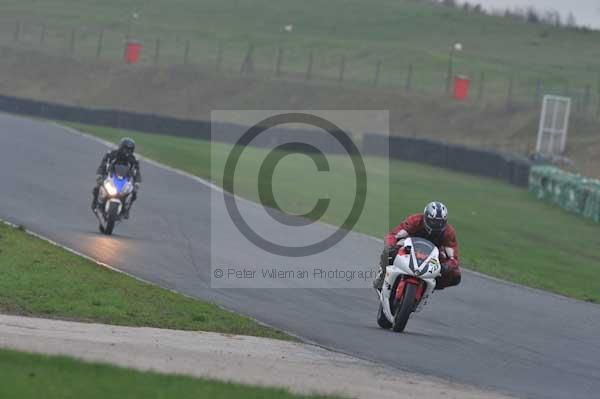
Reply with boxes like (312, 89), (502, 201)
(1, 0), (600, 104)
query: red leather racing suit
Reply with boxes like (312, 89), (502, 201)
(385, 213), (461, 289)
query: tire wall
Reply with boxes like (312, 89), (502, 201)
(0, 94), (530, 187)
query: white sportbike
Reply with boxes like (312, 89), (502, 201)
(376, 237), (442, 332)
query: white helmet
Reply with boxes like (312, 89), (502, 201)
(423, 201), (448, 234)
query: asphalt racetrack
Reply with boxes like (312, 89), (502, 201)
(1, 114), (599, 399)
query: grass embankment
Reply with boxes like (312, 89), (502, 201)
(2, 0), (599, 98)
(0, 348), (340, 399)
(0, 222), (290, 340)
(72, 122), (600, 302)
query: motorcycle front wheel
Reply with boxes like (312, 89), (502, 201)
(103, 202), (120, 235)
(392, 283), (416, 332)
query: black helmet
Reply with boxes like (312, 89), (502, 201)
(423, 201), (448, 234)
(118, 137), (135, 156)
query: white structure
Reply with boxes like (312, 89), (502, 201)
(536, 95), (571, 155)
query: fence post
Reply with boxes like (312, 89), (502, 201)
(154, 38), (161, 66)
(507, 74), (514, 109)
(14, 20), (21, 42)
(405, 64), (413, 92)
(69, 28), (76, 54)
(583, 84), (591, 112)
(596, 73), (600, 118)
(338, 55), (346, 83)
(445, 50), (454, 93)
(477, 71), (485, 101)
(215, 42), (223, 71)
(184, 40), (190, 65)
(305, 50), (313, 80)
(96, 28), (104, 59)
(240, 43), (254, 75)
(373, 59), (381, 87)
(573, 89), (581, 113)
(275, 47), (283, 77)
(39, 23), (46, 45)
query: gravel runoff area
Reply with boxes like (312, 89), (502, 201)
(0, 314), (513, 399)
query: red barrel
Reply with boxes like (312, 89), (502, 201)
(453, 75), (469, 101)
(124, 41), (142, 64)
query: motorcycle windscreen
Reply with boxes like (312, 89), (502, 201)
(113, 164), (130, 179)
(410, 237), (436, 266)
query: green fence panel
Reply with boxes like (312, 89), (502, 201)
(583, 183), (600, 223)
(530, 165), (600, 223)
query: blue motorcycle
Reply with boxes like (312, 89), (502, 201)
(94, 164), (134, 235)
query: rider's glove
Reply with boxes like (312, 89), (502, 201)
(134, 182), (140, 191)
(386, 245), (399, 263)
(95, 174), (104, 184)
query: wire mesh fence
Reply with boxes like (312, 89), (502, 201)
(2, 17), (600, 117)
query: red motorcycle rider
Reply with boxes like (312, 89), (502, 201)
(373, 201), (462, 291)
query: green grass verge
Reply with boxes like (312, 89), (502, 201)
(71, 122), (600, 303)
(1, 0), (599, 99)
(0, 348), (340, 399)
(0, 222), (291, 340)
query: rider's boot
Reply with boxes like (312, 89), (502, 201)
(373, 246), (396, 291)
(123, 191), (138, 220)
(91, 186), (99, 211)
(373, 270), (384, 291)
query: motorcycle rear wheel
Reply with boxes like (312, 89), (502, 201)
(392, 283), (416, 332)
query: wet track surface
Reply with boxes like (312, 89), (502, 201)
(1, 114), (599, 398)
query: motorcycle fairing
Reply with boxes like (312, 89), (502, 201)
(112, 175), (129, 194)
(379, 237), (442, 322)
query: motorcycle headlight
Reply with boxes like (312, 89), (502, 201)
(104, 180), (117, 196)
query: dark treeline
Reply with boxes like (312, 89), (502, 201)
(431, 0), (591, 33)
